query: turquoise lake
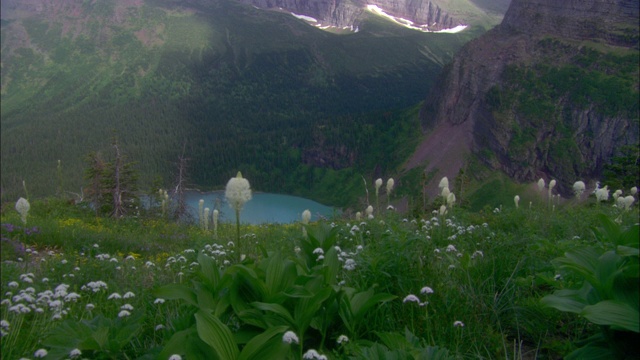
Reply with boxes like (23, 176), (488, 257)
(184, 191), (336, 224)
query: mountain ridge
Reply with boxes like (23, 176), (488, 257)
(412, 0), (639, 197)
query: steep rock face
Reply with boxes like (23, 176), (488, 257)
(236, 0), (458, 29)
(414, 0), (639, 196)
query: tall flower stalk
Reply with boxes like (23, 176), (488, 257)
(375, 178), (383, 213)
(225, 172), (252, 255)
(15, 197), (30, 225)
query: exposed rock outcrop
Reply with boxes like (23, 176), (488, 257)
(413, 0), (639, 196)
(236, 0), (459, 30)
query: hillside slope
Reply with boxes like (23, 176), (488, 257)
(2, 0), (502, 206)
(410, 0), (639, 197)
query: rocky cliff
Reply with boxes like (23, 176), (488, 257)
(236, 0), (459, 30)
(413, 0), (639, 196)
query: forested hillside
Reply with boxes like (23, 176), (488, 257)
(1, 0), (487, 206)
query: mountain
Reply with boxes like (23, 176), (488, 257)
(0, 0), (505, 205)
(236, 0), (511, 31)
(410, 0), (639, 197)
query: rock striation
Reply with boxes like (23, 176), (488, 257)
(236, 0), (458, 30)
(413, 0), (639, 196)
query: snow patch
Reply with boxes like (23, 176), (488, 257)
(291, 12), (318, 23)
(366, 5), (466, 33)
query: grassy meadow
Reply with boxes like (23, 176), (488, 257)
(1, 183), (638, 359)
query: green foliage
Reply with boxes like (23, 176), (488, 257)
(603, 145), (640, 190)
(43, 313), (144, 360)
(155, 226), (396, 358)
(0, 0), (475, 206)
(542, 215), (640, 358)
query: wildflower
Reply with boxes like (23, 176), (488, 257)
(282, 331), (299, 344)
(355, 211), (361, 221)
(118, 310), (131, 318)
(69, 348), (82, 358)
(365, 205), (374, 219)
(631, 186), (638, 195)
(15, 197), (30, 225)
(108, 293), (122, 300)
(337, 334), (349, 344)
(438, 177), (449, 190)
(343, 259), (356, 271)
(64, 293), (81, 302)
(573, 181), (586, 198)
(441, 186), (450, 201)
(8, 281), (19, 288)
(375, 178), (383, 194)
(386, 178), (395, 196)
(34, 348), (48, 358)
(514, 195), (520, 208)
(86, 303), (95, 310)
(596, 186), (609, 202)
(439, 205), (447, 216)
(313, 248), (324, 255)
(453, 321), (465, 327)
(154, 298), (165, 305)
(225, 171), (252, 212)
(0, 320), (9, 330)
(472, 250), (484, 258)
(447, 192), (456, 208)
(420, 286), (434, 295)
(123, 291), (135, 299)
(623, 195), (635, 210)
(537, 178), (545, 192)
(613, 189), (623, 201)
(302, 210), (311, 224)
(169, 355), (182, 360)
(303, 349), (327, 360)
(155, 324), (165, 331)
(446, 244), (457, 252)
(403, 294), (420, 303)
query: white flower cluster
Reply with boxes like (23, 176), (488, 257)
(225, 171), (252, 212)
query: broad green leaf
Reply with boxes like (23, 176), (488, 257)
(198, 251), (221, 288)
(541, 293), (586, 313)
(195, 310), (240, 360)
(565, 343), (616, 360)
(581, 300), (639, 332)
(154, 284), (198, 306)
(376, 331), (411, 350)
(252, 302), (296, 327)
(616, 245), (639, 257)
(237, 325), (289, 360)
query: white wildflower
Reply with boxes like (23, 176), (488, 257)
(337, 334), (349, 344)
(168, 355), (182, 360)
(225, 171), (252, 212)
(108, 293), (122, 300)
(118, 310), (131, 318)
(154, 298), (165, 305)
(453, 320), (465, 327)
(69, 348), (82, 358)
(623, 195), (635, 210)
(155, 324), (165, 331)
(386, 178), (395, 195)
(34, 348), (48, 358)
(420, 286), (434, 295)
(537, 178), (545, 192)
(596, 186), (609, 202)
(302, 210), (311, 224)
(403, 294), (420, 303)
(123, 291), (135, 299)
(343, 259), (356, 271)
(514, 195), (520, 208)
(15, 197), (30, 224)
(439, 177), (449, 190)
(573, 181), (586, 198)
(282, 330), (299, 344)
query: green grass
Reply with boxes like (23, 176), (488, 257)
(1, 189), (638, 359)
